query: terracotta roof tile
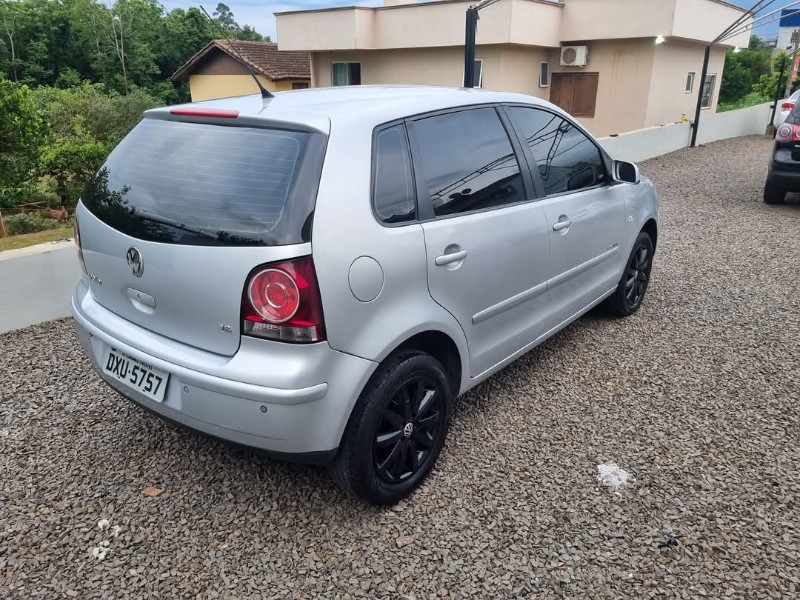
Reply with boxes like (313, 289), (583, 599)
(172, 40), (310, 82)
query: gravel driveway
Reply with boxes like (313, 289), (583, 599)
(2, 135), (799, 598)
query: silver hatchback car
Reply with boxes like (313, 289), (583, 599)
(72, 86), (658, 505)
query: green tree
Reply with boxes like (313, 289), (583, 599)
(719, 37), (772, 104)
(0, 78), (45, 190)
(34, 82), (157, 205)
(752, 51), (795, 99)
(1, 0), (267, 94)
(40, 121), (109, 205)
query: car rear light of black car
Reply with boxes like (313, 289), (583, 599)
(242, 257), (326, 343)
(776, 123), (800, 143)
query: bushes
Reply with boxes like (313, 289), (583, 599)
(0, 80), (160, 209)
(717, 92), (770, 113)
(0, 186), (52, 209)
(1, 213), (65, 235)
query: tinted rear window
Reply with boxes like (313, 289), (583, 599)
(82, 119), (326, 246)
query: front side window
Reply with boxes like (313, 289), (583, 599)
(701, 74), (716, 108)
(332, 62), (361, 86)
(508, 106), (605, 196)
(373, 124), (416, 224)
(411, 107), (525, 217)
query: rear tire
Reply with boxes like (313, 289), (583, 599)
(764, 182), (786, 205)
(330, 351), (452, 505)
(603, 231), (654, 317)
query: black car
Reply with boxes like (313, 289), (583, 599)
(765, 104), (800, 204)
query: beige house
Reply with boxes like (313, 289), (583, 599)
(275, 0), (750, 136)
(172, 40), (311, 102)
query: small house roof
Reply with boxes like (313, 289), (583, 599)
(171, 40), (310, 82)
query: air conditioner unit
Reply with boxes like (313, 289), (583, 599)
(560, 46), (588, 67)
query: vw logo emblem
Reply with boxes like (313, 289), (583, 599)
(126, 247), (144, 277)
(403, 422), (414, 438)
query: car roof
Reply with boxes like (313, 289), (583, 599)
(144, 86), (551, 134)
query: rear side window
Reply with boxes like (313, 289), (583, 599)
(82, 119), (326, 246)
(508, 107), (605, 196)
(373, 125), (416, 224)
(411, 107), (525, 217)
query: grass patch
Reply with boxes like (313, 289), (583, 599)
(0, 228), (73, 253)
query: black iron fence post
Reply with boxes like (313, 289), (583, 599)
(690, 45), (711, 148)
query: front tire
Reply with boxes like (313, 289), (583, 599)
(603, 231), (654, 317)
(764, 181), (786, 205)
(331, 351), (452, 505)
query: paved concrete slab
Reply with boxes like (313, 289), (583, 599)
(0, 241), (79, 334)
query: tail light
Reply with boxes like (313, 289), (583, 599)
(782, 102), (795, 111)
(776, 123), (800, 142)
(74, 216), (87, 274)
(242, 257), (325, 343)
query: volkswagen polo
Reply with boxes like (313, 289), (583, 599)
(72, 86), (659, 505)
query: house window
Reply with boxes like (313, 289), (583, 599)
(685, 72), (695, 94)
(332, 62), (361, 86)
(550, 72), (599, 118)
(701, 74), (716, 108)
(473, 58), (484, 88)
(539, 61), (550, 88)
(292, 82), (309, 90)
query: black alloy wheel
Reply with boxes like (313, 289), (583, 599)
(603, 231), (654, 317)
(331, 351), (452, 505)
(373, 375), (443, 484)
(624, 240), (651, 312)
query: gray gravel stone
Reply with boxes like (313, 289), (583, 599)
(1, 135), (798, 598)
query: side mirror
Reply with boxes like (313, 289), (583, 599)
(613, 160), (640, 184)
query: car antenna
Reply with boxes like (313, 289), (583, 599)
(200, 5), (274, 99)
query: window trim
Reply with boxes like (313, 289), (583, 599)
(539, 61), (550, 88)
(501, 103), (612, 200)
(370, 120), (419, 228)
(405, 104), (536, 224)
(332, 61), (361, 86)
(701, 73), (717, 109)
(685, 71), (695, 94)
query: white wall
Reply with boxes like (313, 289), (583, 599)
(599, 123), (692, 162)
(599, 102), (772, 163)
(696, 102), (772, 145)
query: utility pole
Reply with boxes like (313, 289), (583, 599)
(768, 56), (788, 134)
(463, 7), (478, 87)
(785, 29), (800, 99)
(463, 0), (501, 88)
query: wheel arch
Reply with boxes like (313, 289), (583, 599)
(391, 330), (464, 397)
(642, 218), (658, 251)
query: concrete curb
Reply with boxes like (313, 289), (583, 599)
(0, 239), (74, 262)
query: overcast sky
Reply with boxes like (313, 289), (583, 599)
(173, 0), (780, 43)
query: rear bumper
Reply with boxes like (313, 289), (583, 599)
(71, 280), (377, 459)
(767, 165), (800, 189)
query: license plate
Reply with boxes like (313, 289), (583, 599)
(103, 349), (169, 403)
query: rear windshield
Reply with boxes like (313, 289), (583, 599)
(81, 118), (326, 246)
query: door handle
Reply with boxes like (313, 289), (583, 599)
(553, 219), (572, 232)
(435, 250), (468, 266)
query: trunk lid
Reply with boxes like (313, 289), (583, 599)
(77, 115), (326, 356)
